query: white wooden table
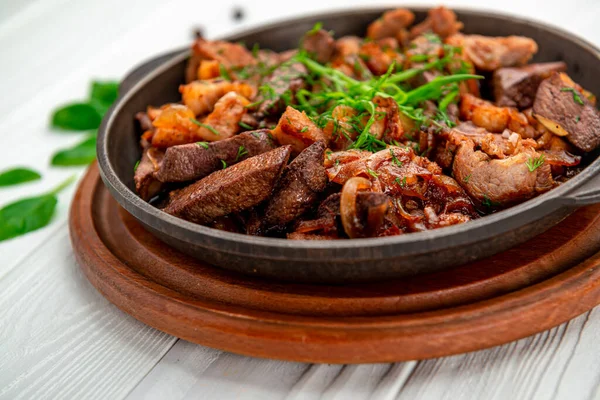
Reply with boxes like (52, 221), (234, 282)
(1, 0), (600, 398)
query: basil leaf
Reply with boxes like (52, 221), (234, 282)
(90, 81), (119, 106)
(0, 176), (74, 242)
(51, 134), (97, 166)
(0, 167), (42, 187)
(51, 103), (102, 131)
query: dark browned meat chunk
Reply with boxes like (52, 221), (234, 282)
(493, 62), (567, 109)
(255, 62), (307, 117)
(135, 147), (165, 201)
(410, 6), (463, 39)
(451, 136), (553, 207)
(301, 29), (336, 64)
(263, 142), (328, 230)
(533, 72), (600, 152)
(163, 146), (291, 224)
(155, 130), (276, 183)
(367, 8), (415, 41)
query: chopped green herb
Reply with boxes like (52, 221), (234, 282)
(196, 141), (209, 149)
(238, 121), (254, 130)
(0, 175), (75, 242)
(366, 168), (379, 178)
(190, 118), (220, 136)
(389, 149), (403, 167)
(481, 195), (500, 208)
(221, 159), (227, 169)
(561, 87), (584, 105)
(252, 43), (260, 58)
(395, 176), (407, 187)
(300, 126), (309, 133)
(463, 174), (471, 183)
(219, 64), (232, 81)
(409, 54), (430, 63)
(235, 145), (249, 162)
(134, 160), (140, 172)
(576, 115), (581, 123)
(309, 22), (323, 35)
(251, 131), (262, 139)
(0, 167), (42, 187)
(526, 154), (545, 172)
(334, 159), (340, 167)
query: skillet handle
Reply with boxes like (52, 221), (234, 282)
(562, 172), (600, 206)
(120, 49), (188, 96)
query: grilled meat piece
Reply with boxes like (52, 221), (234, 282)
(493, 62), (567, 109)
(533, 72), (600, 152)
(254, 62), (307, 117)
(366, 8), (415, 41)
(135, 147), (165, 201)
(263, 141), (328, 230)
(410, 6), (463, 39)
(163, 146), (291, 224)
(155, 130), (276, 183)
(447, 34), (538, 71)
(451, 135), (553, 207)
(301, 28), (336, 64)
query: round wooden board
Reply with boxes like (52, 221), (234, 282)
(70, 163), (600, 363)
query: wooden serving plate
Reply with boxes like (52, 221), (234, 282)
(70, 163), (600, 363)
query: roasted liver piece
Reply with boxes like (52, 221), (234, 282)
(493, 62), (567, 109)
(163, 146), (291, 224)
(155, 130), (276, 183)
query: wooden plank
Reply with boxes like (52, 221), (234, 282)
(0, 228), (177, 400)
(396, 314), (592, 400)
(126, 340), (308, 400)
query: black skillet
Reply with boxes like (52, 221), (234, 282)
(97, 7), (600, 283)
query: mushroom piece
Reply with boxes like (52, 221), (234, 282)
(532, 72), (600, 152)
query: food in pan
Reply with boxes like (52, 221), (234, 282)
(133, 6), (600, 239)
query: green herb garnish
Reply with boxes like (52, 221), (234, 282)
(0, 167), (42, 187)
(196, 141), (209, 149)
(526, 154), (545, 172)
(561, 87), (584, 105)
(221, 159), (227, 169)
(389, 149), (403, 167)
(219, 64), (232, 81)
(366, 168), (379, 178)
(239, 121), (253, 130)
(190, 118), (220, 136)
(309, 22), (323, 35)
(300, 126), (309, 133)
(235, 145), (249, 162)
(134, 160), (140, 172)
(395, 176), (407, 187)
(463, 174), (472, 183)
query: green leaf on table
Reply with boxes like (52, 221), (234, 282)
(0, 167), (42, 187)
(50, 134), (97, 166)
(51, 103), (102, 131)
(0, 175), (75, 242)
(90, 81), (119, 106)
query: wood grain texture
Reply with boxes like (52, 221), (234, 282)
(71, 163), (600, 364)
(0, 228), (178, 400)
